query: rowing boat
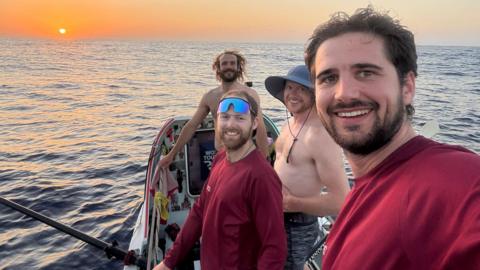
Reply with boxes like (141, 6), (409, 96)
(125, 115), (280, 270)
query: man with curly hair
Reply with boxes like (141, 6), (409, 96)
(159, 50), (269, 168)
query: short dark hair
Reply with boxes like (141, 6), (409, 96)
(305, 6), (417, 118)
(220, 90), (258, 120)
(212, 50), (246, 82)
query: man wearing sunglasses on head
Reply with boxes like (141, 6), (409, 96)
(154, 91), (287, 270)
(159, 50), (269, 168)
(265, 65), (350, 270)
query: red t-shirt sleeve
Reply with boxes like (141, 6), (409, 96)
(249, 170), (287, 269)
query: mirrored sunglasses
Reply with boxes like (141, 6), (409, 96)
(217, 97), (251, 115)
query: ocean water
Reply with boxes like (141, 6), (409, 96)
(0, 39), (479, 269)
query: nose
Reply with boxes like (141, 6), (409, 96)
(225, 117), (236, 126)
(223, 111), (240, 127)
(286, 85), (303, 96)
(226, 62), (236, 69)
(292, 86), (303, 94)
(334, 75), (360, 101)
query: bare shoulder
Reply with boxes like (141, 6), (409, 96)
(276, 123), (289, 141)
(245, 86), (261, 99)
(236, 84), (260, 101)
(305, 117), (343, 160)
(305, 117), (332, 145)
(204, 86), (222, 101)
(202, 87), (223, 107)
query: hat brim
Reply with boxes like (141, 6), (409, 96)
(265, 76), (287, 104)
(265, 75), (313, 104)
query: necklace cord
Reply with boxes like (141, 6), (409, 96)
(285, 105), (313, 163)
(229, 141), (255, 162)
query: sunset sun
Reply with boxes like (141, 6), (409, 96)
(58, 28), (67, 35)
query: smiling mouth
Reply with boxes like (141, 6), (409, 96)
(224, 130), (240, 137)
(287, 97), (302, 103)
(336, 109), (371, 118)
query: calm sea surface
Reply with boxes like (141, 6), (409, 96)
(0, 39), (479, 269)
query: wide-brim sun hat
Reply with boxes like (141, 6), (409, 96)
(265, 65), (313, 104)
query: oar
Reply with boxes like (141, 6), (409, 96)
(419, 119), (440, 138)
(0, 196), (146, 269)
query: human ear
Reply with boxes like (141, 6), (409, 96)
(402, 71), (416, 105)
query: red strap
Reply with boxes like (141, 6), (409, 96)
(123, 250), (136, 265)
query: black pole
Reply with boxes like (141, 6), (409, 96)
(0, 196), (146, 269)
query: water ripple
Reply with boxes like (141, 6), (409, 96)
(0, 40), (478, 269)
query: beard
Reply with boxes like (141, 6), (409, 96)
(286, 97), (314, 115)
(323, 95), (405, 155)
(219, 69), (239, 83)
(220, 125), (253, 151)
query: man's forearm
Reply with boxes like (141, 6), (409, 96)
(167, 122), (197, 158)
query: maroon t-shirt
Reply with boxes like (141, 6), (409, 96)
(164, 149), (287, 269)
(323, 136), (480, 269)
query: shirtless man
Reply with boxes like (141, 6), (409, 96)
(265, 65), (350, 270)
(159, 50), (269, 167)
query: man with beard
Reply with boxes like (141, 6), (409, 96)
(159, 50), (269, 168)
(153, 90), (287, 270)
(265, 65), (350, 270)
(304, 6), (480, 270)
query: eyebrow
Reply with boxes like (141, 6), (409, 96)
(219, 111), (249, 117)
(353, 63), (383, 70)
(316, 68), (336, 80)
(316, 63), (383, 79)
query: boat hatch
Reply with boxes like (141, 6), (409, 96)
(185, 128), (216, 197)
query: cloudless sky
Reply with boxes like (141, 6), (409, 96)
(1, 0), (479, 46)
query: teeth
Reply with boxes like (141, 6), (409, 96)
(337, 110), (369, 117)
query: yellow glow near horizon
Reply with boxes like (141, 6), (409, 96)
(0, 0), (479, 46)
(58, 28), (66, 35)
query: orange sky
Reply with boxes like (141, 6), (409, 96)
(1, 0), (479, 46)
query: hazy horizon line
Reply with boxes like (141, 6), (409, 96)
(1, 35), (479, 48)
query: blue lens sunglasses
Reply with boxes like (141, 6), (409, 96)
(217, 97), (253, 115)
